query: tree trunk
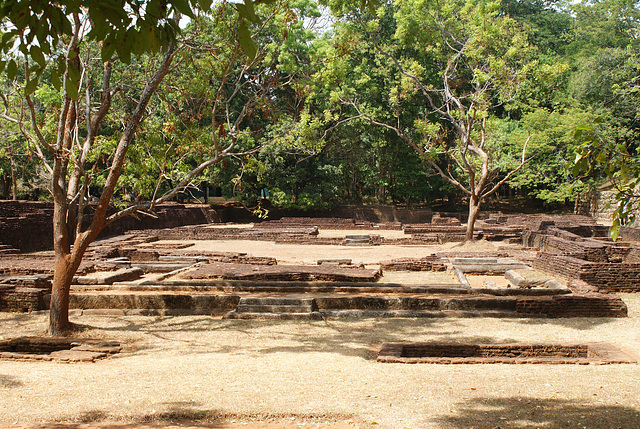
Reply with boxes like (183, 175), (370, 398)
(9, 149), (17, 200)
(46, 42), (176, 336)
(49, 225), (98, 335)
(0, 174), (9, 199)
(49, 255), (73, 335)
(466, 195), (481, 241)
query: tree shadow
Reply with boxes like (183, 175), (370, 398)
(514, 316), (622, 330)
(0, 374), (23, 388)
(68, 315), (526, 360)
(215, 318), (517, 360)
(33, 402), (356, 428)
(29, 404), (228, 428)
(432, 396), (640, 429)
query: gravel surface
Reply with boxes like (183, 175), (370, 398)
(2, 299), (640, 429)
(1, 237), (639, 428)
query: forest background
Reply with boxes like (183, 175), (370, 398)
(2, 0), (639, 219)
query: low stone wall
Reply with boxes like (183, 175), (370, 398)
(523, 229), (631, 263)
(69, 294), (240, 314)
(0, 201), (217, 252)
(0, 287), (48, 312)
(256, 217), (403, 230)
(515, 294), (628, 317)
(380, 256), (447, 271)
(533, 253), (640, 293)
(377, 341), (637, 364)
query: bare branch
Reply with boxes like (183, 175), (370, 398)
(481, 134), (534, 199)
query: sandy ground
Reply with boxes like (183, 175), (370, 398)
(181, 235), (510, 266)
(1, 238), (640, 428)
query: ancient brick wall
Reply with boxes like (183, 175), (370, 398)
(0, 201), (54, 253)
(0, 201), (217, 252)
(515, 294), (627, 317)
(0, 288), (48, 312)
(533, 252), (640, 293)
(524, 230), (627, 263)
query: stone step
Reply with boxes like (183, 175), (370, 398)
(239, 297), (315, 307)
(319, 309), (519, 318)
(0, 245), (19, 254)
(223, 311), (324, 320)
(230, 296), (318, 317)
(236, 304), (315, 313)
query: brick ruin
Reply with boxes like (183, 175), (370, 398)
(0, 200), (218, 253)
(0, 337), (122, 362)
(524, 224), (640, 293)
(377, 342), (639, 364)
(0, 201), (638, 318)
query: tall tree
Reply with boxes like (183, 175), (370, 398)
(0, 0), (378, 335)
(0, 0), (277, 335)
(327, 0), (535, 238)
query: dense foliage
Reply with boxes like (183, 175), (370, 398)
(1, 0), (639, 217)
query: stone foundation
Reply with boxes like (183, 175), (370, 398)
(0, 201), (217, 252)
(377, 342), (638, 364)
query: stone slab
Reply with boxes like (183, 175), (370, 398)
(178, 263), (382, 282)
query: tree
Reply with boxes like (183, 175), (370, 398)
(568, 0), (640, 238)
(327, 0), (535, 239)
(0, 0), (280, 335)
(0, 0), (379, 335)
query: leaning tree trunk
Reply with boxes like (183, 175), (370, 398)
(466, 195), (482, 241)
(47, 42), (177, 336)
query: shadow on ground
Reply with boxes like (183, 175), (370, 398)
(514, 316), (617, 330)
(55, 316), (523, 360)
(23, 403), (357, 429)
(0, 374), (23, 388)
(432, 396), (640, 429)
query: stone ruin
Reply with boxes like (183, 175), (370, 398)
(0, 336), (122, 362)
(377, 342), (639, 364)
(0, 202), (635, 320)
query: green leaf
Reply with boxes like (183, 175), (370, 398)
(237, 20), (257, 60)
(197, 0), (213, 11)
(30, 45), (46, 67)
(25, 78), (38, 94)
(611, 219), (620, 241)
(368, 0), (380, 15)
(0, 60), (5, 74)
(6, 59), (17, 80)
(171, 0), (195, 19)
(67, 60), (81, 82)
(114, 33), (132, 64)
(101, 33), (118, 62)
(236, 0), (261, 24)
(50, 67), (61, 90)
(65, 75), (79, 100)
(1, 30), (16, 48)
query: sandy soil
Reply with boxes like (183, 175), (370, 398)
(1, 238), (640, 428)
(181, 235), (508, 266)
